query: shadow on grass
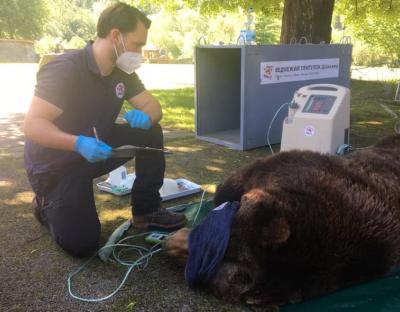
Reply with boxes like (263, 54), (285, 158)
(0, 112), (25, 157)
(0, 145), (246, 312)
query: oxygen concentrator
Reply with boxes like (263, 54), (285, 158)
(280, 84), (350, 155)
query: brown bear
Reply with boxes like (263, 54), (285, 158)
(165, 134), (400, 311)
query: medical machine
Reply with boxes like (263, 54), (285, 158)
(280, 84), (350, 155)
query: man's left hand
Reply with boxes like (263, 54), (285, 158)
(124, 109), (152, 130)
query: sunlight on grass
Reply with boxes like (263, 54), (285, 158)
(99, 207), (131, 222)
(163, 107), (193, 114)
(122, 87), (195, 131)
(166, 145), (203, 153)
(152, 88), (195, 131)
(18, 212), (35, 220)
(202, 184), (217, 194)
(357, 121), (384, 125)
(0, 180), (14, 188)
(211, 159), (227, 165)
(3, 191), (34, 205)
(205, 165), (224, 173)
(95, 193), (115, 202)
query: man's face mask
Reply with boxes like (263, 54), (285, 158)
(114, 34), (143, 75)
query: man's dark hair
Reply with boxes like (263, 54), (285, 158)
(97, 2), (151, 38)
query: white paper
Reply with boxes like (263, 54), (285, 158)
(97, 177), (202, 200)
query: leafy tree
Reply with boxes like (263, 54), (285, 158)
(336, 0), (400, 64)
(179, 0), (334, 43)
(158, 0), (400, 47)
(183, 0), (282, 17)
(255, 16), (281, 44)
(44, 0), (96, 42)
(148, 11), (184, 59)
(127, 0), (182, 13)
(148, 8), (245, 59)
(30, 0), (400, 64)
(0, 0), (49, 40)
(67, 35), (87, 49)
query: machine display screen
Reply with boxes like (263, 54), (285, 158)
(302, 95), (336, 114)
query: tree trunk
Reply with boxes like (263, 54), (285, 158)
(280, 0), (335, 44)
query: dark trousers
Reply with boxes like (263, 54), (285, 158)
(26, 123), (165, 257)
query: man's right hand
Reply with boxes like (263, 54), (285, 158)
(74, 135), (112, 163)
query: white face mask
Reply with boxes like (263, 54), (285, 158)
(114, 34), (143, 74)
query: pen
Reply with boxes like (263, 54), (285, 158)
(93, 127), (100, 143)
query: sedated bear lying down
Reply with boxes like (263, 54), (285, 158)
(164, 134), (400, 311)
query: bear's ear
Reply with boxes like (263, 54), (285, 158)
(238, 188), (290, 246)
(260, 217), (290, 246)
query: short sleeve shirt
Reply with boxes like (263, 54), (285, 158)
(24, 42), (146, 174)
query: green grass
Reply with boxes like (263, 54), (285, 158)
(350, 79), (399, 146)
(123, 87), (195, 132)
(153, 88), (195, 131)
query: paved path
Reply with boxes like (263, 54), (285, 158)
(0, 63), (195, 117)
(0, 113), (25, 157)
(351, 66), (400, 82)
(0, 63), (195, 157)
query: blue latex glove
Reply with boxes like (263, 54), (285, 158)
(124, 109), (152, 130)
(74, 135), (112, 163)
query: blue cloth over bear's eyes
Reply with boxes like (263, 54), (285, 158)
(185, 201), (240, 286)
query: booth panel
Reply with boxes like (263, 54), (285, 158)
(195, 47), (241, 139)
(242, 44), (352, 150)
(195, 44), (352, 150)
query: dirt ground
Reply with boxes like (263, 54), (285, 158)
(2, 104), (399, 311)
(0, 112), (271, 312)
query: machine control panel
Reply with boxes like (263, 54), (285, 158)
(302, 95), (337, 115)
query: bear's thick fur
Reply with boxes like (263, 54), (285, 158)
(211, 134), (400, 311)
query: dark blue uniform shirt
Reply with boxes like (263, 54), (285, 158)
(24, 42), (145, 174)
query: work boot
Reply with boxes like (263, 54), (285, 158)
(133, 209), (187, 230)
(31, 196), (44, 226)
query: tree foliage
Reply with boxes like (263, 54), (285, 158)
(183, 0), (283, 17)
(45, 0), (96, 42)
(336, 0), (400, 63)
(178, 0), (400, 61)
(336, 0), (400, 20)
(6, 0), (399, 64)
(148, 8), (248, 59)
(0, 0), (49, 40)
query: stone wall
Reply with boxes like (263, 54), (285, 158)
(0, 39), (38, 63)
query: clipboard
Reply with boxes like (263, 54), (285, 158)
(111, 145), (171, 158)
